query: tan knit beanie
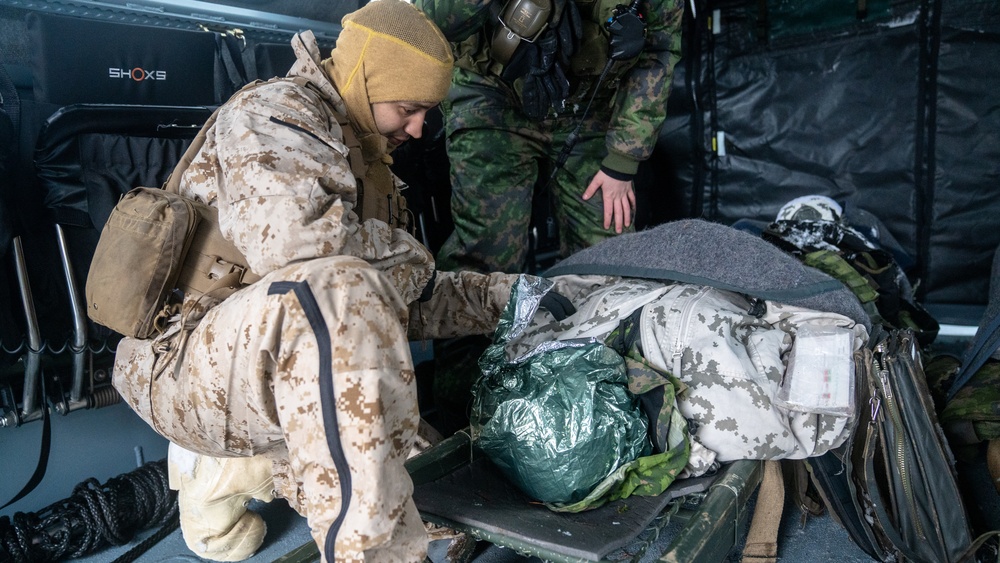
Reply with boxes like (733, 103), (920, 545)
(327, 0), (454, 105)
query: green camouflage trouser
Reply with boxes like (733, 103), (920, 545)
(436, 112), (633, 274)
(433, 106), (636, 422)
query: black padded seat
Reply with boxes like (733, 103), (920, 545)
(35, 104), (213, 229)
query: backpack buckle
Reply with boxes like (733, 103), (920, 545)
(208, 257), (248, 283)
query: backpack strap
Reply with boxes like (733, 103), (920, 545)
(160, 74), (409, 302)
(163, 78), (278, 194)
(327, 96), (411, 231)
(165, 75), (378, 223)
(0, 382), (50, 510)
(332, 101), (368, 185)
(160, 77), (306, 294)
(740, 460), (784, 563)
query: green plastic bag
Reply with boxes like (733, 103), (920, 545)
(471, 276), (651, 506)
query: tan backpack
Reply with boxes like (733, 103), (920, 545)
(85, 95), (259, 339)
(86, 76), (399, 339)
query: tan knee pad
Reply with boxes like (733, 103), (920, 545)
(168, 444), (276, 562)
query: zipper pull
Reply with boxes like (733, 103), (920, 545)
(672, 351), (682, 378)
(879, 369), (892, 401)
(870, 396), (881, 423)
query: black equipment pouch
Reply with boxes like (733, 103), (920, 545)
(808, 329), (976, 562)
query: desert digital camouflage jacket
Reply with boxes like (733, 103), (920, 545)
(178, 31), (516, 339)
(417, 0), (684, 174)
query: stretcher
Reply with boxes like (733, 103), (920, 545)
(275, 430), (764, 563)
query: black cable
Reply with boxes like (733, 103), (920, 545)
(0, 459), (177, 563)
(111, 513), (180, 563)
(543, 57), (616, 192)
(545, 0), (646, 190)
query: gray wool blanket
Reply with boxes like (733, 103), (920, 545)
(545, 218), (872, 331)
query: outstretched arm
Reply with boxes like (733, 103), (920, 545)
(407, 270), (521, 340)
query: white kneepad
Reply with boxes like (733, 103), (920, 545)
(168, 443), (276, 561)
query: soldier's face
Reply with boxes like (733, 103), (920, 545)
(371, 101), (437, 148)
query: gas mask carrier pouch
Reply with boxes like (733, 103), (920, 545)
(491, 0), (553, 65)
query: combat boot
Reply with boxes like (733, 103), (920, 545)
(167, 443), (276, 561)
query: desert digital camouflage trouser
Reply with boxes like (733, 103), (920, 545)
(113, 255), (426, 563)
(436, 104), (632, 274)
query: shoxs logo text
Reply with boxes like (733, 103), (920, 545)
(108, 67), (167, 81)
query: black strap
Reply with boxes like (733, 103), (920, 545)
(0, 382), (51, 510)
(110, 513), (180, 563)
(0, 62), (20, 144)
(947, 243), (1000, 400)
(0, 62), (20, 171)
(215, 33), (250, 100)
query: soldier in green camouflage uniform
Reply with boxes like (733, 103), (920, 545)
(111, 3), (523, 561)
(416, 0), (683, 425)
(417, 0), (684, 270)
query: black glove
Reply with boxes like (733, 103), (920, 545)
(554, 0), (583, 66)
(606, 3), (646, 61)
(507, 0), (582, 121)
(539, 290), (576, 321)
(520, 31), (570, 120)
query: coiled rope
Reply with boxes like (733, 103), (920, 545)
(0, 459), (178, 563)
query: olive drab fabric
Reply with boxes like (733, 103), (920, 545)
(439, 122), (619, 269)
(112, 22), (521, 563)
(927, 242), (1000, 447)
(763, 218), (940, 346)
(929, 355), (1000, 445)
(419, 0), (684, 426)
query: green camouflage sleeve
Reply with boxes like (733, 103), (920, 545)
(415, 0), (496, 43)
(602, 0), (684, 174)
